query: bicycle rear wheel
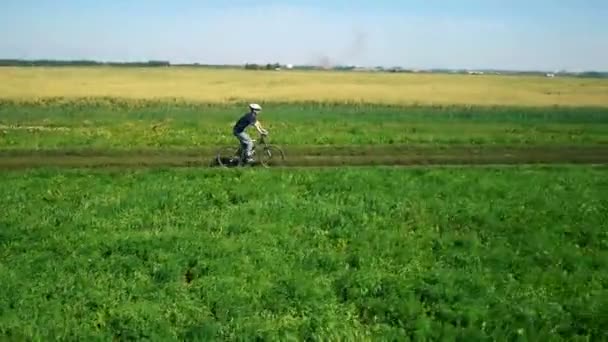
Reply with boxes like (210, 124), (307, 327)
(259, 145), (285, 168)
(216, 146), (241, 167)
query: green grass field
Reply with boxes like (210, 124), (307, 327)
(1, 167), (607, 340)
(2, 67), (608, 340)
(2, 99), (608, 151)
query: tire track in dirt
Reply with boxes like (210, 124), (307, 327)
(1, 146), (607, 169)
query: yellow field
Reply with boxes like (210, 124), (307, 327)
(1, 67), (607, 106)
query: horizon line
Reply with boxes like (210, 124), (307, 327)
(1, 57), (606, 74)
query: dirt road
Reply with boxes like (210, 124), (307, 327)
(1, 145), (607, 169)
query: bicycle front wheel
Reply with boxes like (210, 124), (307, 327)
(259, 145), (285, 168)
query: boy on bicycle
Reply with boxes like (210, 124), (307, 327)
(233, 103), (268, 163)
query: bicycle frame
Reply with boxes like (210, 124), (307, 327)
(237, 134), (269, 157)
(217, 133), (283, 168)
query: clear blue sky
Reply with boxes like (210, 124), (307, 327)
(1, 0), (607, 71)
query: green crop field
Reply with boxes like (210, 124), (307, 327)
(1, 67), (608, 340)
(1, 167), (607, 340)
(1, 99), (608, 150)
(2, 99), (608, 169)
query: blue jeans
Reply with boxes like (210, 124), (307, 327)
(234, 131), (253, 159)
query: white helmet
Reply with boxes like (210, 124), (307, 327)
(249, 103), (262, 112)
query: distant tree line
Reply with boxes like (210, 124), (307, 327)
(575, 71), (608, 78)
(0, 59), (170, 67)
(1, 59), (606, 78)
(244, 63), (282, 70)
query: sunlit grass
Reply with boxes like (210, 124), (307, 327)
(1, 100), (607, 149)
(1, 67), (607, 106)
(1, 166), (606, 340)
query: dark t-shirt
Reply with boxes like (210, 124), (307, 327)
(233, 112), (257, 133)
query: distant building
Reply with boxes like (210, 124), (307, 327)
(546, 73), (556, 78)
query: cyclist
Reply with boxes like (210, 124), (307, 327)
(233, 103), (268, 163)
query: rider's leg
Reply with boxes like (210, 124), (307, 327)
(236, 132), (254, 162)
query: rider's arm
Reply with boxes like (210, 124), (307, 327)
(254, 121), (268, 135)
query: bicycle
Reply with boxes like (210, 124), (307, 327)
(216, 134), (285, 168)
